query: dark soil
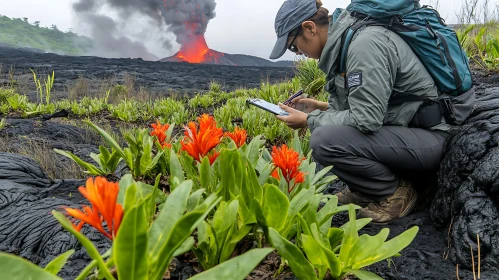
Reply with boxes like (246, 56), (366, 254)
(0, 45), (294, 100)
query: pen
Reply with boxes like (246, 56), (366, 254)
(283, 90), (304, 105)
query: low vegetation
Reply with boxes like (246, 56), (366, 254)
(0, 15), (93, 55)
(0, 114), (419, 279)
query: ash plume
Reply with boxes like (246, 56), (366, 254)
(72, 0), (217, 60)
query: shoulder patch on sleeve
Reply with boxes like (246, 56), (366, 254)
(347, 72), (362, 89)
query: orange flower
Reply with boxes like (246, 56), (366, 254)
(271, 144), (305, 193)
(225, 126), (247, 148)
(181, 114), (223, 165)
(64, 177), (123, 240)
(150, 120), (171, 148)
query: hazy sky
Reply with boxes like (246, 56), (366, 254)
(0, 0), (497, 60)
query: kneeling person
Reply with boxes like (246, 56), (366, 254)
(270, 0), (450, 223)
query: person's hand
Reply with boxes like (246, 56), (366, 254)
(275, 103), (308, 129)
(289, 96), (327, 113)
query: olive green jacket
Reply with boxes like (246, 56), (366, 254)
(307, 9), (450, 133)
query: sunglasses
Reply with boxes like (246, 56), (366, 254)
(287, 27), (302, 53)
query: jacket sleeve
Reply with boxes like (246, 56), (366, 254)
(307, 31), (398, 133)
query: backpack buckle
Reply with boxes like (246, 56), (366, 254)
(438, 95), (457, 124)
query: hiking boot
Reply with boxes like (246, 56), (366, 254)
(357, 180), (418, 224)
(335, 188), (375, 207)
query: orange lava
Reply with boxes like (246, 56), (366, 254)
(176, 34), (208, 63)
(176, 34), (223, 64)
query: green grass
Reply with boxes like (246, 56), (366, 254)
(457, 21), (499, 70)
(0, 71), (330, 145)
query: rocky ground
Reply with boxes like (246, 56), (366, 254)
(0, 48), (498, 280)
(0, 45), (295, 100)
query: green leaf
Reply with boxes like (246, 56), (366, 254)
(44, 250), (75, 275)
(0, 252), (63, 280)
(236, 196), (256, 225)
(344, 269), (383, 280)
(123, 182), (137, 212)
(148, 180), (192, 258)
(302, 234), (328, 279)
(302, 194), (322, 230)
(149, 195), (221, 280)
(219, 225), (253, 263)
(75, 249), (112, 280)
(145, 150), (164, 174)
(317, 195), (338, 234)
(52, 211), (115, 280)
(135, 182), (166, 204)
(288, 188), (314, 219)
(169, 149), (185, 190)
(257, 162), (272, 186)
(212, 201), (239, 258)
(241, 154), (263, 205)
(117, 174), (134, 205)
(311, 166), (333, 186)
(352, 226), (419, 269)
(327, 228), (344, 249)
(99, 145), (111, 163)
(114, 200), (149, 280)
(189, 248), (273, 280)
(187, 189), (205, 212)
(90, 152), (104, 170)
(290, 130), (303, 156)
(262, 184), (289, 230)
(338, 205), (358, 265)
(53, 149), (105, 175)
(341, 217), (372, 232)
(268, 228), (318, 280)
(173, 236), (195, 257)
(199, 156), (212, 192)
(318, 244), (341, 279)
(218, 149), (243, 201)
(84, 120), (126, 159)
(107, 150), (123, 173)
(245, 135), (263, 168)
(349, 229), (389, 265)
(140, 138), (153, 173)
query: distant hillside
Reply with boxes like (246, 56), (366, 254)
(0, 15), (93, 55)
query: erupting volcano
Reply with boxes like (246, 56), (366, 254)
(172, 26), (223, 64)
(72, 0), (291, 67)
(160, 1), (292, 67)
(159, 0), (224, 64)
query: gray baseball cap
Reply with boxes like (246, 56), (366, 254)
(269, 0), (318, 59)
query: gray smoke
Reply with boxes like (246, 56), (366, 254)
(72, 0), (217, 60)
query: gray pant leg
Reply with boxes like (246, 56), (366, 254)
(310, 125), (448, 200)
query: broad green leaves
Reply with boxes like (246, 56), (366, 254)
(189, 248), (273, 280)
(193, 200), (251, 270)
(268, 228), (318, 280)
(0, 253), (63, 280)
(269, 204), (419, 280)
(114, 200), (149, 280)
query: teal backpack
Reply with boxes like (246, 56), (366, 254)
(338, 0), (475, 125)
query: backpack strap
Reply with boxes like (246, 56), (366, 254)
(436, 32), (463, 92)
(389, 94), (458, 125)
(388, 95), (431, 105)
(338, 17), (387, 75)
